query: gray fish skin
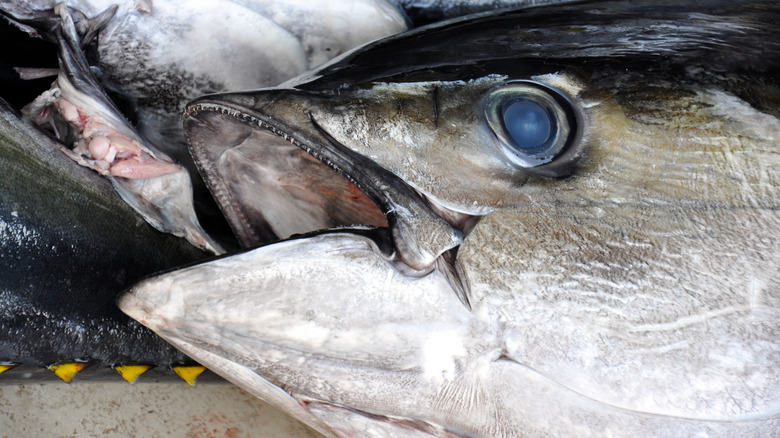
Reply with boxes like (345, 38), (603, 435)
(122, 1), (779, 437)
(88, 0), (408, 166)
(0, 0), (408, 182)
(0, 98), (208, 369)
(1, 0), (409, 248)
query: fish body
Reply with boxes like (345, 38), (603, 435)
(0, 98), (207, 370)
(1, 0), (409, 156)
(121, 1), (780, 436)
(1, 0), (409, 247)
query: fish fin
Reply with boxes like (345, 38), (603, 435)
(0, 363), (19, 375)
(14, 67), (60, 80)
(77, 5), (117, 48)
(133, 0), (153, 14)
(438, 248), (471, 311)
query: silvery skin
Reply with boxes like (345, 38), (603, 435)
(121, 1), (779, 436)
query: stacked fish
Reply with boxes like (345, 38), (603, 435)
(0, 0), (410, 384)
(1, 0), (778, 437)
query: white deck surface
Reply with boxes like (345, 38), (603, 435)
(0, 381), (321, 437)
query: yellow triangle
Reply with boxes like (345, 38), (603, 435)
(114, 364), (154, 383)
(48, 362), (92, 383)
(0, 363), (18, 375)
(172, 365), (206, 386)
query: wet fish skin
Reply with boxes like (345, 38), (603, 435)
(1, 0), (409, 249)
(1, 0), (409, 125)
(85, 0), (408, 163)
(123, 1), (779, 436)
(0, 98), (208, 369)
(92, 0), (408, 247)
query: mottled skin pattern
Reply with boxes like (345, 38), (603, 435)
(1, 0), (410, 251)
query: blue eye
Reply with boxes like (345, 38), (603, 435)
(501, 99), (555, 155)
(484, 81), (579, 172)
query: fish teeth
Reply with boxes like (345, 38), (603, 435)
(0, 363), (19, 375)
(172, 365), (207, 386)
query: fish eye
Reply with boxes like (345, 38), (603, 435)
(501, 99), (554, 155)
(484, 81), (580, 172)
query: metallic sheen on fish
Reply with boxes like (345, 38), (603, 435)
(120, 0), (780, 436)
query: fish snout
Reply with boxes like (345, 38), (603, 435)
(117, 278), (176, 331)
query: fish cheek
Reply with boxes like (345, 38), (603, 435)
(313, 80), (528, 212)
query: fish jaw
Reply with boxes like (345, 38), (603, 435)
(184, 92), (469, 271)
(118, 231), (478, 437)
(119, 287), (338, 436)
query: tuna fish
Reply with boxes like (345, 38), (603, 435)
(1, 0), (410, 249)
(0, 97), (207, 372)
(120, 1), (780, 436)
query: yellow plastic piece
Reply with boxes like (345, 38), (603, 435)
(114, 364), (153, 383)
(48, 362), (92, 383)
(172, 365), (207, 386)
(0, 363), (18, 375)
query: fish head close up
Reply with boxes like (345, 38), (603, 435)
(120, 1), (780, 437)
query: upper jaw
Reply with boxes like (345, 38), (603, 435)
(183, 89), (469, 273)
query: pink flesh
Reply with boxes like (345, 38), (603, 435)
(55, 99), (85, 129)
(88, 136), (110, 160)
(51, 96), (179, 179)
(110, 153), (182, 179)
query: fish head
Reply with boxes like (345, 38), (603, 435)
(121, 1), (780, 436)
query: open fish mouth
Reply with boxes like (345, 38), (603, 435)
(185, 100), (388, 246)
(184, 91), (474, 275)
